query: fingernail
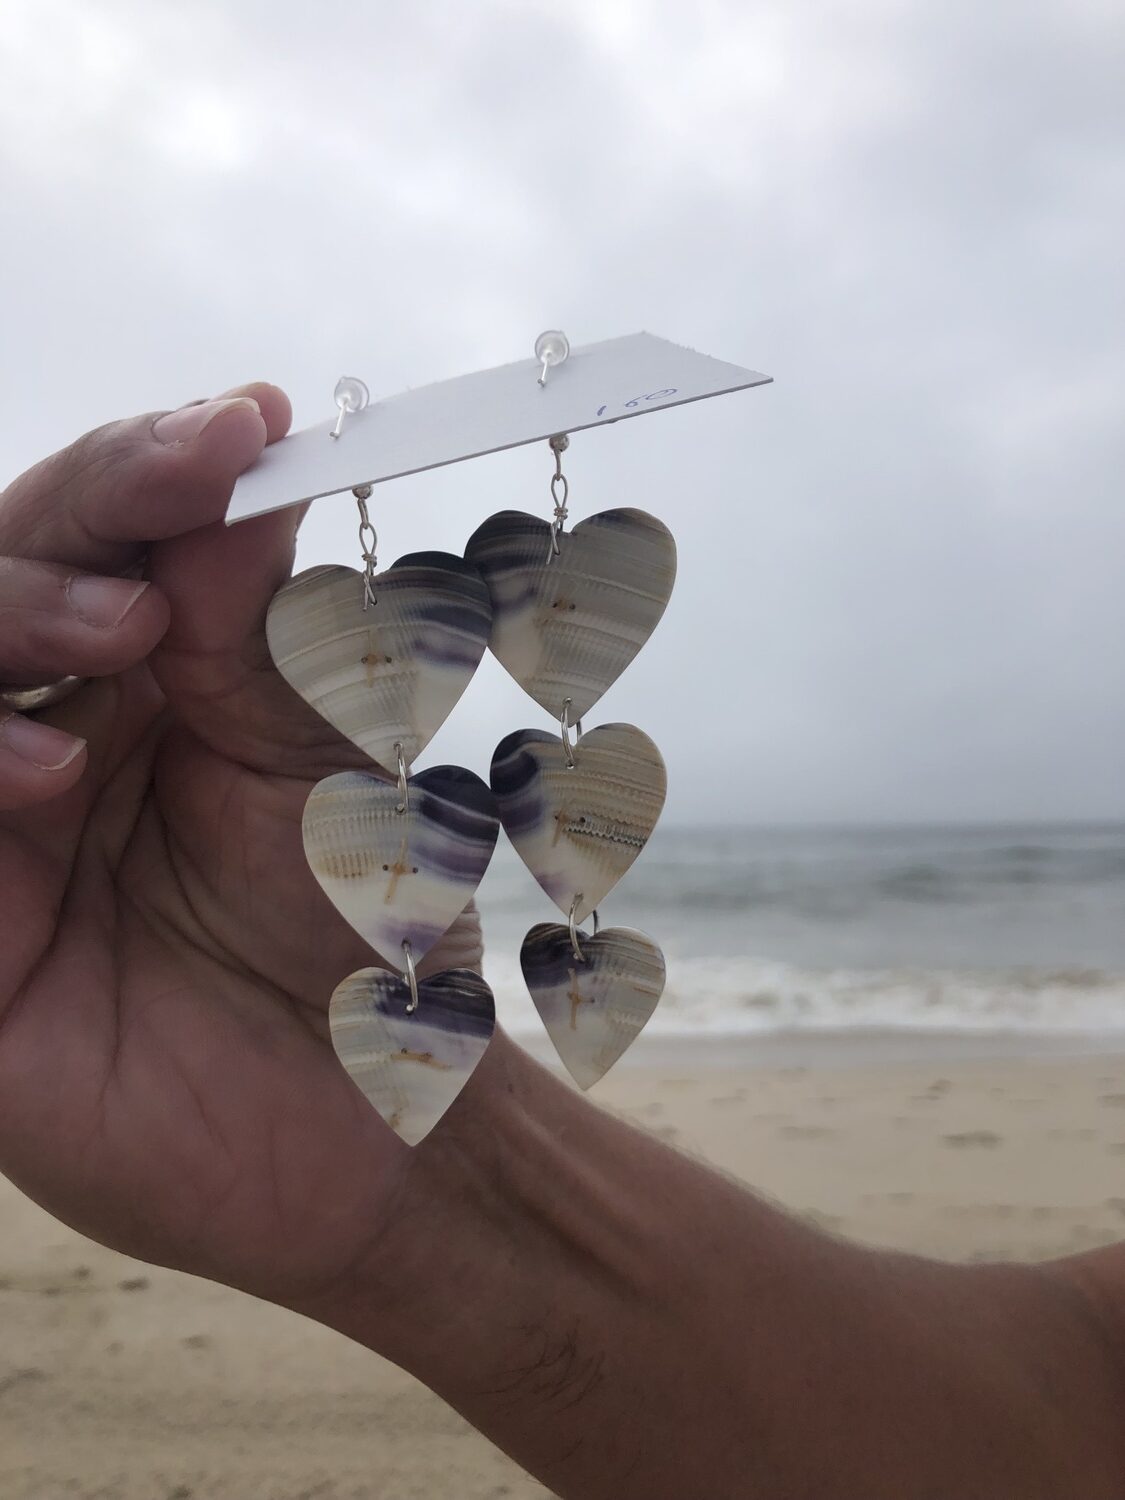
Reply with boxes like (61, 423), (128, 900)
(153, 396), (261, 446)
(66, 576), (150, 630)
(1, 714), (86, 771)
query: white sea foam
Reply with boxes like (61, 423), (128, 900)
(479, 822), (1125, 1039)
(486, 950), (1125, 1039)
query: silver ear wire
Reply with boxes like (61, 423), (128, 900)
(331, 375), (370, 438)
(535, 330), (570, 387)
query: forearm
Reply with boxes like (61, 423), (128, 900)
(305, 1033), (1125, 1499)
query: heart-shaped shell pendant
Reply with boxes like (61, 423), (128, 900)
(465, 509), (676, 721)
(330, 967), (495, 1145)
(302, 766), (499, 966)
(520, 923), (665, 1088)
(266, 554), (491, 776)
(490, 724), (666, 922)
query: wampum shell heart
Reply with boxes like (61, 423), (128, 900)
(464, 509), (676, 721)
(520, 924), (665, 1089)
(491, 724), (666, 923)
(330, 967), (495, 1146)
(266, 555), (491, 775)
(302, 766), (499, 967)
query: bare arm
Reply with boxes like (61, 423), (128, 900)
(304, 1031), (1125, 1500)
(1, 392), (1123, 1500)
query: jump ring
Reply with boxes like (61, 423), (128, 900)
(559, 699), (576, 769)
(568, 894), (585, 962)
(395, 741), (409, 813)
(402, 940), (420, 1014)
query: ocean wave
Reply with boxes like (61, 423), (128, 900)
(873, 864), (962, 902)
(484, 950), (1125, 1038)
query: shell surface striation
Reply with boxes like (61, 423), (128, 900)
(266, 555), (492, 775)
(330, 967), (495, 1145)
(491, 724), (666, 923)
(464, 509), (676, 721)
(303, 766), (499, 965)
(520, 924), (665, 1089)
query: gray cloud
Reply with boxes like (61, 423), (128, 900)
(1, 0), (1121, 821)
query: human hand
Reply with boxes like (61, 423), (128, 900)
(0, 387), (480, 1306)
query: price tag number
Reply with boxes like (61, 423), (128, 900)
(596, 388), (678, 418)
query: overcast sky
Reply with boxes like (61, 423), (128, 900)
(1, 0), (1122, 823)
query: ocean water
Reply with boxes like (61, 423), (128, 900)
(477, 823), (1125, 1038)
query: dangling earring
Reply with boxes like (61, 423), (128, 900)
(265, 379), (501, 1146)
(466, 429), (676, 1088)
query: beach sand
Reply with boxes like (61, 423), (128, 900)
(4, 1035), (1125, 1499)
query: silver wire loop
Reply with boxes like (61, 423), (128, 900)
(568, 895), (584, 961)
(394, 741), (409, 813)
(567, 898), (598, 961)
(546, 433), (570, 563)
(356, 493), (379, 609)
(402, 940), (420, 1014)
(560, 698), (576, 769)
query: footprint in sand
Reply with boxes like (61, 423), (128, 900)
(943, 1131), (1002, 1148)
(118, 1276), (151, 1292)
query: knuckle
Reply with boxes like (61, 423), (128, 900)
(0, 418), (153, 555)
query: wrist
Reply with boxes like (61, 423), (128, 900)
(290, 1033), (1125, 1500)
(295, 1029), (620, 1369)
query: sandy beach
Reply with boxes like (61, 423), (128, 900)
(5, 1033), (1125, 1499)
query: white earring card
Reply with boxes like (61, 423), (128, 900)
(226, 332), (771, 524)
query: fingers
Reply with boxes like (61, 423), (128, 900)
(0, 382), (292, 574)
(0, 557), (171, 682)
(0, 713), (87, 811)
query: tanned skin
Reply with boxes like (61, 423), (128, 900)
(1, 387), (1123, 1498)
